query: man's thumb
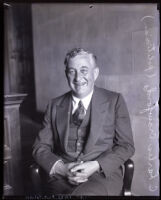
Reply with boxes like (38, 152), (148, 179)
(70, 164), (83, 172)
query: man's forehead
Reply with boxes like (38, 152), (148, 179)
(68, 54), (94, 66)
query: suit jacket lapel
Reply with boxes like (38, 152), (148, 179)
(84, 87), (109, 154)
(56, 92), (71, 152)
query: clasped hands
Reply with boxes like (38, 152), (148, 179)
(55, 160), (100, 185)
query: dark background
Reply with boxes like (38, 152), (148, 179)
(4, 3), (159, 196)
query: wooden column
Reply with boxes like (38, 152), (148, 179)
(4, 94), (27, 195)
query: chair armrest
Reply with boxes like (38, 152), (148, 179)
(29, 163), (42, 194)
(123, 159), (134, 196)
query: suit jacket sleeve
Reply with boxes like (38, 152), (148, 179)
(96, 93), (135, 178)
(32, 100), (61, 174)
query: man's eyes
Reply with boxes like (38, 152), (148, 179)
(68, 69), (75, 74)
(80, 69), (88, 74)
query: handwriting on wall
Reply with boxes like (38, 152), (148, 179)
(140, 15), (159, 193)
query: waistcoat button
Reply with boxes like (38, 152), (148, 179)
(77, 142), (81, 146)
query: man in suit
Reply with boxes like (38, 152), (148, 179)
(32, 48), (135, 195)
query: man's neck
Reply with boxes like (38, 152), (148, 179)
(72, 90), (93, 100)
(71, 90), (94, 113)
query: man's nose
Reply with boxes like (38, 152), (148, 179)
(74, 71), (82, 81)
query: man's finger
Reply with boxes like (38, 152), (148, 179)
(70, 164), (85, 172)
(67, 172), (87, 179)
(68, 177), (88, 185)
(74, 172), (87, 178)
(67, 162), (80, 170)
(66, 170), (75, 177)
(68, 175), (87, 182)
(68, 176), (80, 182)
(76, 178), (88, 183)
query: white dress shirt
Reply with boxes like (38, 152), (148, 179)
(71, 90), (94, 114)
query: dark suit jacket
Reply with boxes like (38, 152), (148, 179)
(33, 86), (135, 193)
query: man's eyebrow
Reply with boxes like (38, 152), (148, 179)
(81, 66), (88, 69)
(67, 67), (75, 70)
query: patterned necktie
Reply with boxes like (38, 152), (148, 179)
(73, 100), (86, 126)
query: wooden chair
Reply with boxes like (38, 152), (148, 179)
(29, 159), (134, 196)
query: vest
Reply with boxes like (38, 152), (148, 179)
(67, 103), (91, 161)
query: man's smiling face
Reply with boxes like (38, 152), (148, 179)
(65, 54), (99, 98)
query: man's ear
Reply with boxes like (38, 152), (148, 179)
(94, 67), (99, 81)
(65, 69), (68, 79)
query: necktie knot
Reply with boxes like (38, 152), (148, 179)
(73, 100), (86, 126)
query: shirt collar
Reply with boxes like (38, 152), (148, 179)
(72, 90), (94, 111)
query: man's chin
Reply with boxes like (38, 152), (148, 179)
(72, 90), (89, 98)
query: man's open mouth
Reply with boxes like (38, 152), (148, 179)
(74, 82), (87, 86)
